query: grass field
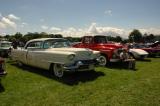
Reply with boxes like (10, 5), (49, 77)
(0, 58), (160, 106)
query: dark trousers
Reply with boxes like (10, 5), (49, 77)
(122, 59), (136, 70)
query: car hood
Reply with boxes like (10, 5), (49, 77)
(47, 47), (91, 53)
(129, 49), (148, 55)
(46, 47), (95, 60)
(96, 43), (123, 49)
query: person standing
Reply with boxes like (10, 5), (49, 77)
(120, 48), (136, 70)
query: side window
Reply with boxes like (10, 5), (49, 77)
(83, 37), (92, 44)
(44, 40), (53, 49)
(26, 41), (42, 49)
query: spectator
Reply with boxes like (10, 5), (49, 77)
(12, 39), (18, 49)
(120, 48), (136, 70)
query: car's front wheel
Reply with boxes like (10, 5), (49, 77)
(53, 63), (64, 78)
(98, 55), (108, 66)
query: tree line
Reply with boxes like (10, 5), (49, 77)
(0, 29), (160, 44)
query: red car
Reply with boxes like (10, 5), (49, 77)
(73, 35), (124, 66)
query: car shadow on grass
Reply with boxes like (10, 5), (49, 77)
(10, 63), (105, 86)
(106, 62), (138, 71)
(0, 80), (5, 93)
(136, 58), (152, 62)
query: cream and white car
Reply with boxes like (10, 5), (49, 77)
(129, 49), (148, 59)
(11, 38), (99, 77)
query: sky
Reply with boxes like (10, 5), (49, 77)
(0, 0), (160, 38)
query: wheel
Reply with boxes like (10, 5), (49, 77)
(98, 55), (108, 66)
(53, 63), (64, 78)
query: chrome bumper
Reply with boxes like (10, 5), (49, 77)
(63, 59), (98, 71)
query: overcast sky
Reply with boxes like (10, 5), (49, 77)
(0, 0), (160, 38)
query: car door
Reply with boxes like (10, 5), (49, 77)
(25, 41), (43, 67)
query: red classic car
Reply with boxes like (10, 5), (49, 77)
(73, 35), (124, 66)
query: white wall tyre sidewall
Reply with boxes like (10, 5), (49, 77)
(53, 64), (64, 78)
(98, 55), (107, 66)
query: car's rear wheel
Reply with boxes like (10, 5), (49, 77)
(53, 63), (64, 78)
(98, 55), (108, 66)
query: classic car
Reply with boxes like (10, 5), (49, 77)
(128, 49), (148, 59)
(73, 35), (124, 66)
(129, 43), (160, 57)
(0, 57), (6, 78)
(0, 41), (12, 57)
(11, 38), (100, 78)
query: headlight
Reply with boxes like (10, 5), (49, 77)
(68, 54), (75, 60)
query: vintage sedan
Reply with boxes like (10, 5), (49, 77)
(0, 41), (12, 57)
(11, 38), (100, 77)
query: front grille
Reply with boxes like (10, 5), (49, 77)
(80, 59), (95, 64)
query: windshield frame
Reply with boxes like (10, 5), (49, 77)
(43, 39), (71, 49)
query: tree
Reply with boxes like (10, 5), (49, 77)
(14, 32), (23, 40)
(129, 29), (143, 43)
(115, 36), (122, 42)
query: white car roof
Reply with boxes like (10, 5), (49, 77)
(28, 38), (64, 42)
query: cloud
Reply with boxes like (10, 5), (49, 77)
(0, 21), (6, 29)
(50, 27), (61, 32)
(41, 25), (48, 30)
(20, 22), (28, 28)
(1, 17), (17, 29)
(42, 23), (128, 38)
(41, 23), (160, 38)
(139, 28), (160, 35)
(87, 23), (127, 37)
(0, 13), (20, 30)
(104, 10), (112, 16)
(8, 14), (20, 20)
(88, 23), (98, 34)
(0, 32), (6, 36)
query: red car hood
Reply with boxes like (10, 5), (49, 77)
(96, 43), (123, 49)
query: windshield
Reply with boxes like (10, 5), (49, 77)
(1, 43), (11, 47)
(94, 36), (108, 43)
(43, 39), (71, 49)
(132, 44), (149, 48)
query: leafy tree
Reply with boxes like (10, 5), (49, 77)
(115, 36), (122, 42)
(129, 29), (143, 43)
(14, 32), (23, 40)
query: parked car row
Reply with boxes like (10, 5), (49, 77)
(1, 35), (159, 78)
(127, 41), (160, 57)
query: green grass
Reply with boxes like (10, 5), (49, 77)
(0, 58), (160, 106)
